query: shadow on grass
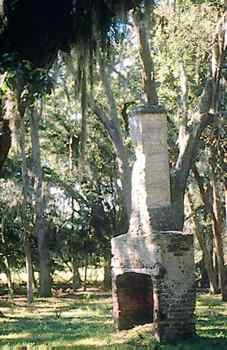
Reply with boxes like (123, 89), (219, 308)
(1, 337), (227, 350)
(0, 316), (114, 346)
(0, 293), (227, 350)
(0, 298), (113, 346)
(197, 294), (226, 308)
(188, 336), (227, 350)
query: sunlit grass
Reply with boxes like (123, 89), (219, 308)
(0, 292), (227, 349)
(0, 268), (104, 286)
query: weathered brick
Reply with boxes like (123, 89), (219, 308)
(111, 108), (196, 342)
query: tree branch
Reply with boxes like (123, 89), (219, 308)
(87, 94), (113, 139)
(98, 58), (121, 134)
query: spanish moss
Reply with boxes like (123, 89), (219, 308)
(0, 0), (143, 67)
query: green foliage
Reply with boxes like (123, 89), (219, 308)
(0, 179), (25, 271)
(154, 1), (217, 110)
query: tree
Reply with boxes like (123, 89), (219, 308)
(34, 58), (125, 290)
(30, 105), (51, 297)
(0, 0), (144, 173)
(153, 1), (226, 226)
(19, 115), (34, 303)
(154, 1), (227, 298)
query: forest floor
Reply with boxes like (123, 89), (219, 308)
(0, 291), (226, 350)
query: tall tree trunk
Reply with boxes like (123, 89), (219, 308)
(210, 166), (227, 301)
(187, 192), (218, 294)
(80, 67), (88, 171)
(19, 116), (34, 304)
(133, 0), (158, 105)
(30, 107), (51, 297)
(69, 133), (82, 291)
(192, 162), (227, 297)
(99, 59), (132, 227)
(209, 19), (227, 300)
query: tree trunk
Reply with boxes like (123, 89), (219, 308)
(38, 229), (51, 297)
(18, 116), (34, 303)
(32, 264), (38, 290)
(213, 251), (219, 289)
(169, 12), (225, 230)
(0, 214), (14, 295)
(187, 192), (218, 294)
(113, 133), (132, 231)
(24, 237), (33, 304)
(2, 258), (13, 295)
(211, 170), (227, 301)
(72, 257), (81, 290)
(192, 163), (226, 296)
(83, 257), (88, 292)
(209, 22), (227, 300)
(97, 60), (132, 229)
(88, 97), (132, 230)
(166, 0), (176, 10)
(224, 179), (227, 236)
(86, 59), (132, 231)
(0, 120), (11, 176)
(30, 107), (51, 297)
(0, 81), (26, 174)
(133, 0), (158, 105)
(199, 257), (210, 289)
(103, 255), (112, 290)
(80, 67), (88, 171)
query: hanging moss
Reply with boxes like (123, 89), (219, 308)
(0, 0), (143, 67)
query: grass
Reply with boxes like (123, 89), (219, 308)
(0, 291), (226, 350)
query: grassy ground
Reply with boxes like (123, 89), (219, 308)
(0, 291), (226, 350)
